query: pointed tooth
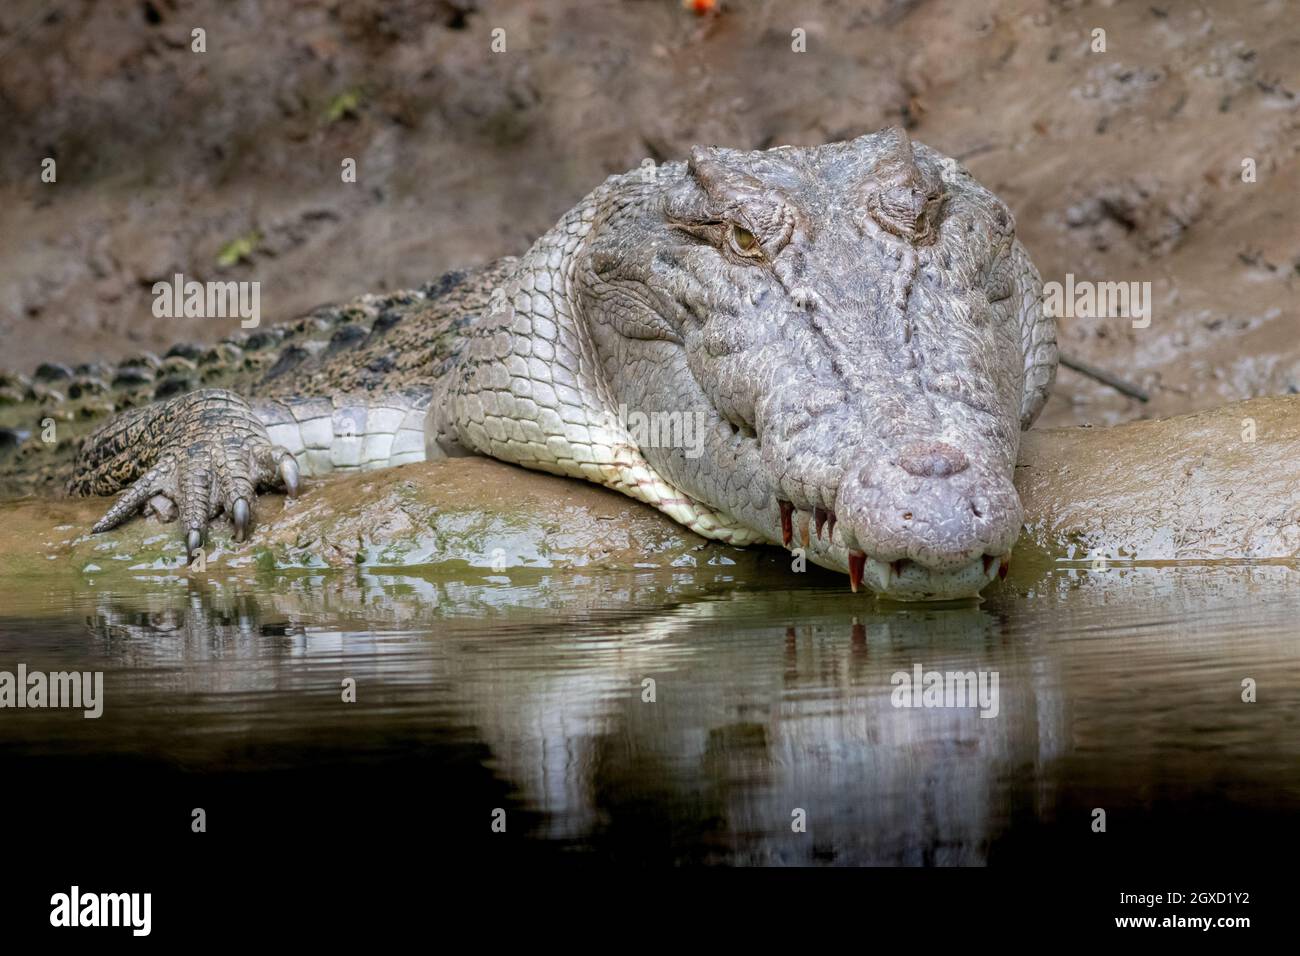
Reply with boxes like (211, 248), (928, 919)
(847, 550), (866, 593)
(827, 512), (837, 540)
(798, 512), (810, 549)
(813, 507), (828, 540)
(998, 557), (1010, 579)
(778, 500), (794, 548)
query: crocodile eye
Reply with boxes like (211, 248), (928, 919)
(731, 225), (759, 254)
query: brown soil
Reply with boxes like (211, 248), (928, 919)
(2, 0), (1298, 430)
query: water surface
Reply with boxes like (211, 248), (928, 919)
(2, 558), (1298, 869)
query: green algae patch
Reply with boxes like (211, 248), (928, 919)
(324, 88), (364, 123)
(215, 231), (262, 269)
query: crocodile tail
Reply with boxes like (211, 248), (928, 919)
(0, 260), (517, 497)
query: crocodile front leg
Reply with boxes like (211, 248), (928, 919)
(70, 387), (435, 550)
(70, 388), (299, 552)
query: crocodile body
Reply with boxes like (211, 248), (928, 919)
(0, 130), (1057, 600)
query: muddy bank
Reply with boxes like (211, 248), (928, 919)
(0, 456), (755, 581)
(1, 396), (1296, 586)
(1017, 395), (1300, 561)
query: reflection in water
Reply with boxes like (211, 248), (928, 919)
(2, 560), (1298, 865)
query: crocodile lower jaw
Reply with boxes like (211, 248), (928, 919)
(855, 553), (1005, 601)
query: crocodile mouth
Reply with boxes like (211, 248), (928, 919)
(745, 493), (1019, 596)
(851, 553), (1008, 602)
(770, 496), (1012, 600)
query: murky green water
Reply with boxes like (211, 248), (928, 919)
(3, 558), (1299, 867)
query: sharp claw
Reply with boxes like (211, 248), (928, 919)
(186, 528), (203, 556)
(279, 454), (300, 497)
(232, 497), (250, 542)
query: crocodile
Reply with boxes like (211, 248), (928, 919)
(0, 128), (1057, 600)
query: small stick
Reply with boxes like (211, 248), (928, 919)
(1058, 352), (1150, 403)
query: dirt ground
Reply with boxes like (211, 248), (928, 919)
(1, 0), (1298, 430)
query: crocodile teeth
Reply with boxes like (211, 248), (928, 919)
(998, 557), (1010, 579)
(827, 512), (837, 540)
(778, 500), (794, 548)
(813, 506), (828, 540)
(799, 512), (811, 549)
(848, 550), (866, 593)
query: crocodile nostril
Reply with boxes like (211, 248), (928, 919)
(897, 441), (969, 478)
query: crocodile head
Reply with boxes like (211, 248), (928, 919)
(576, 128), (1056, 600)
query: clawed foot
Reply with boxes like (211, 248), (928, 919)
(85, 391), (300, 551)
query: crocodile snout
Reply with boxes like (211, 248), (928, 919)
(827, 440), (1022, 598)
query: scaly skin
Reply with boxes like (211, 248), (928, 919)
(5, 129), (1057, 600)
